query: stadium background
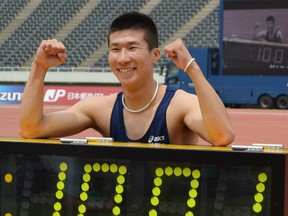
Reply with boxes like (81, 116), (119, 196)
(0, 0), (287, 147)
(0, 0), (219, 83)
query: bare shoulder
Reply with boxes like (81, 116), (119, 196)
(170, 89), (199, 109)
(166, 89), (201, 144)
(167, 88), (200, 121)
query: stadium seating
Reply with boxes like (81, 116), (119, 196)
(0, 0), (29, 32)
(183, 6), (219, 48)
(0, 0), (219, 69)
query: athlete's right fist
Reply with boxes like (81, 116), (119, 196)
(34, 39), (67, 69)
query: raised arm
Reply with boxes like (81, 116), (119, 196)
(164, 39), (235, 146)
(19, 39), (85, 138)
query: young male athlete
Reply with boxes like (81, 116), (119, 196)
(19, 12), (235, 145)
(253, 15), (283, 43)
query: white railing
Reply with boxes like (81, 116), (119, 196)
(0, 67), (164, 84)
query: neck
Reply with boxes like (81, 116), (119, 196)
(122, 80), (158, 113)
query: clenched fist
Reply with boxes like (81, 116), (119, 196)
(34, 39), (67, 69)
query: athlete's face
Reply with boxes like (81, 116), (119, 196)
(108, 29), (159, 84)
(266, 20), (275, 31)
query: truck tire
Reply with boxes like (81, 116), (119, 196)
(258, 95), (273, 109)
(276, 95), (288, 109)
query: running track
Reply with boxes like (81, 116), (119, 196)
(1, 105), (287, 147)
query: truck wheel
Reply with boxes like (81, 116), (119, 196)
(276, 95), (288, 109)
(258, 95), (273, 109)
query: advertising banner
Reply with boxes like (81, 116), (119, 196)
(0, 85), (122, 105)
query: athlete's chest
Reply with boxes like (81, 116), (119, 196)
(123, 109), (156, 140)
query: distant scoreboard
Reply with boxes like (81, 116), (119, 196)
(0, 138), (287, 216)
(223, 38), (288, 75)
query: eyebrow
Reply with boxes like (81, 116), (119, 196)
(109, 40), (142, 47)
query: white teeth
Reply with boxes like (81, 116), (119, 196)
(119, 68), (133, 73)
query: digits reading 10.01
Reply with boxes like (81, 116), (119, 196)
(2, 161), (268, 216)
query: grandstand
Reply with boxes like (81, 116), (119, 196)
(0, 0), (219, 83)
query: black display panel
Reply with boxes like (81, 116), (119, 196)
(0, 140), (287, 216)
(222, 39), (288, 75)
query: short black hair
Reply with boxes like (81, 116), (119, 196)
(108, 11), (158, 51)
(266, 15), (275, 24)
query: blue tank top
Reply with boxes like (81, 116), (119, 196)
(265, 29), (281, 43)
(110, 86), (176, 144)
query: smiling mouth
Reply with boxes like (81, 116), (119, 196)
(118, 68), (135, 73)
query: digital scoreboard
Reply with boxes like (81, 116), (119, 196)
(0, 138), (287, 216)
(223, 38), (288, 76)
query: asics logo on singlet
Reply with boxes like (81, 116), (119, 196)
(148, 135), (165, 143)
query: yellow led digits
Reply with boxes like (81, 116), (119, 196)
(4, 173), (13, 183)
(80, 192), (88, 201)
(192, 169), (201, 179)
(164, 166), (173, 176)
(110, 164), (118, 173)
(81, 182), (89, 192)
(59, 163), (68, 171)
(54, 202), (62, 211)
(76, 162), (126, 216)
(56, 181), (64, 190)
(78, 204), (86, 213)
(149, 209), (157, 216)
(151, 196), (159, 206)
(84, 164), (92, 173)
(58, 172), (66, 181)
(101, 163), (109, 172)
(82, 173), (91, 182)
(252, 172), (268, 214)
(117, 175), (125, 184)
(187, 198), (196, 208)
(174, 167), (182, 176)
(254, 193), (264, 203)
(118, 165), (127, 175)
(112, 206), (121, 216)
(150, 166), (200, 215)
(185, 211), (194, 216)
(155, 167), (164, 177)
(115, 185), (124, 194)
(183, 168), (191, 177)
(154, 177), (162, 186)
(114, 194), (122, 204)
(93, 163), (101, 172)
(258, 173), (267, 183)
(256, 183), (265, 193)
(55, 190), (63, 199)
(253, 203), (262, 213)
(152, 187), (161, 196)
(190, 179), (199, 189)
(189, 189), (197, 198)
(53, 162), (68, 216)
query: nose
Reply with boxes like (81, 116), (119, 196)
(118, 49), (130, 64)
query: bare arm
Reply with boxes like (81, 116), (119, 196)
(19, 39), (89, 138)
(252, 23), (265, 41)
(164, 39), (235, 146)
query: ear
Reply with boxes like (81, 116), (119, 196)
(151, 48), (161, 64)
